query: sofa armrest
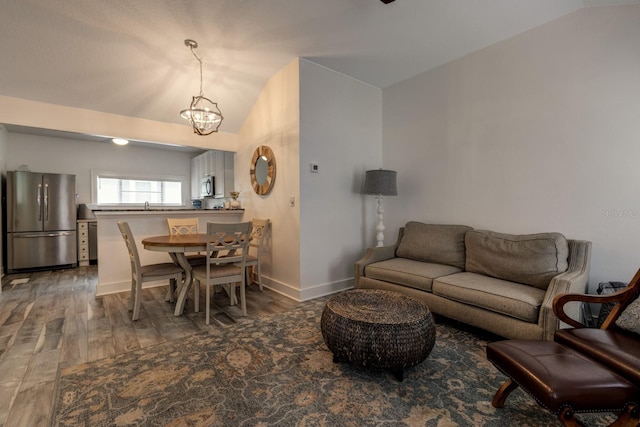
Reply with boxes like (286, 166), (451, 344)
(354, 245), (397, 286)
(354, 227), (404, 286)
(554, 268), (640, 330)
(538, 239), (592, 340)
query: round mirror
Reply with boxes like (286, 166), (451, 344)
(255, 156), (269, 185)
(250, 145), (276, 195)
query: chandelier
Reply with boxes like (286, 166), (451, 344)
(180, 39), (223, 135)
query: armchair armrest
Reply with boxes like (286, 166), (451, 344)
(554, 268), (640, 330)
(538, 240), (592, 340)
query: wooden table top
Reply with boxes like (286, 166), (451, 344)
(142, 233), (212, 248)
(142, 234), (248, 252)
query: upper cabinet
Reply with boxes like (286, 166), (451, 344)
(191, 150), (235, 200)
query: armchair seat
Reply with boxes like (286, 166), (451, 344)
(487, 340), (640, 415)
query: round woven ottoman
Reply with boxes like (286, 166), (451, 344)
(321, 289), (436, 381)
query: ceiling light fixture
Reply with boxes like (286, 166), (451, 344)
(180, 39), (223, 135)
(112, 138), (129, 146)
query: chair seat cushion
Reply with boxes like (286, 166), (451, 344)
(433, 272), (545, 322)
(364, 258), (461, 292)
(555, 328), (640, 385)
(487, 340), (640, 414)
(140, 262), (183, 277)
(192, 264), (242, 279)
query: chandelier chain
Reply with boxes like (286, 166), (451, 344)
(189, 44), (205, 97)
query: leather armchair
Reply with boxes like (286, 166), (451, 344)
(487, 269), (640, 427)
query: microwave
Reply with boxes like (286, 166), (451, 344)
(201, 176), (215, 198)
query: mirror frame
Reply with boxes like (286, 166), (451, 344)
(250, 145), (276, 195)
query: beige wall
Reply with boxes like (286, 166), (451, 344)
(236, 58), (383, 301)
(0, 126), (7, 277)
(236, 59), (302, 299)
(382, 4), (640, 288)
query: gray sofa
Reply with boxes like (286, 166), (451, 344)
(355, 222), (592, 341)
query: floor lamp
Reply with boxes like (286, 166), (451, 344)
(364, 169), (398, 247)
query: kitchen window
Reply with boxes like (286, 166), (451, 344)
(92, 170), (186, 207)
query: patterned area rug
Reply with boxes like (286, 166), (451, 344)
(52, 299), (614, 426)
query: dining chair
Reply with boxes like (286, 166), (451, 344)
(245, 218), (271, 291)
(192, 221), (252, 324)
(166, 217), (207, 266)
(117, 221), (184, 321)
(166, 217), (206, 311)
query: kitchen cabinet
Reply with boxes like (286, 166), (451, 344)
(191, 150), (234, 200)
(190, 154), (204, 199)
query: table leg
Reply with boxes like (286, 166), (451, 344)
(166, 253), (180, 302)
(173, 253), (193, 316)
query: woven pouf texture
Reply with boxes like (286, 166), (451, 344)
(321, 289), (436, 379)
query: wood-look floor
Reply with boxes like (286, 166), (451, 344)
(0, 265), (304, 427)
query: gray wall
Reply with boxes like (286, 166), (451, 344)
(5, 133), (195, 206)
(382, 5), (640, 289)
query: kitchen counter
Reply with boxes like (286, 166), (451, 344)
(95, 209), (245, 296)
(93, 208), (243, 213)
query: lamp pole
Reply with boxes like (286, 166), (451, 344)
(375, 195), (386, 247)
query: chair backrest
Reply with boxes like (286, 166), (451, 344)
(205, 221), (252, 266)
(117, 221), (142, 278)
(602, 268), (640, 330)
(167, 217), (200, 235)
(249, 218), (271, 254)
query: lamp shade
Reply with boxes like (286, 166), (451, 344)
(363, 169), (398, 196)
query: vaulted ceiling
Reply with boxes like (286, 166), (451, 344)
(1, 0), (637, 136)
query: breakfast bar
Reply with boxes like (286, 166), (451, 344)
(94, 209), (244, 296)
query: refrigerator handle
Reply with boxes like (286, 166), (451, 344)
(37, 183), (42, 221)
(44, 183), (49, 221)
(13, 231), (76, 238)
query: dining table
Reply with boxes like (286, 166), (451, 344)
(142, 233), (213, 316)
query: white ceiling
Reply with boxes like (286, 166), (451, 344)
(1, 0), (638, 137)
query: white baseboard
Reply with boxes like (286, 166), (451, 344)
(96, 279), (168, 296)
(96, 275), (355, 302)
(260, 275), (353, 302)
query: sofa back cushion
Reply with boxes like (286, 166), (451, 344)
(396, 222), (473, 269)
(465, 230), (569, 290)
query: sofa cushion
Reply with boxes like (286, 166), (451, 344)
(433, 272), (546, 323)
(364, 258), (462, 292)
(465, 230), (569, 290)
(396, 222), (473, 269)
(615, 297), (640, 335)
(555, 328), (640, 385)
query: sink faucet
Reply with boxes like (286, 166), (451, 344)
(144, 201), (149, 210)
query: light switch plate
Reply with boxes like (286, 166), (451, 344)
(310, 162), (319, 173)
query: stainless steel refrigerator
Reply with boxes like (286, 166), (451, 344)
(5, 171), (77, 273)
